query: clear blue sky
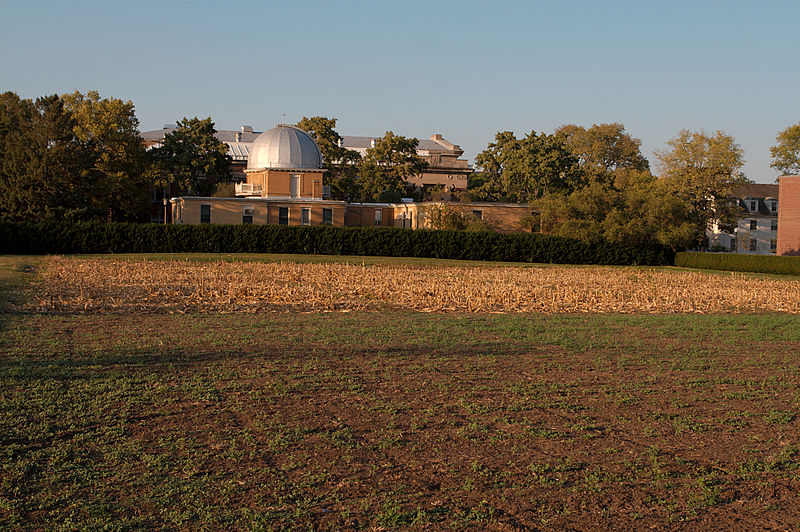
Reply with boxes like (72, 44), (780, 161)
(2, 0), (798, 183)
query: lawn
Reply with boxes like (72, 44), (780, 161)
(1, 255), (799, 529)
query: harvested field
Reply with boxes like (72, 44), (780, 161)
(3, 256), (800, 529)
(29, 255), (800, 314)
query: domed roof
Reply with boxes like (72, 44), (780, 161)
(247, 125), (324, 170)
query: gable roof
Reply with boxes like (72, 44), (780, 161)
(732, 183), (778, 199)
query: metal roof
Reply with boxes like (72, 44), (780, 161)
(339, 135), (453, 152)
(247, 125), (324, 170)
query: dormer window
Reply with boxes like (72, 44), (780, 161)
(749, 200), (756, 211)
(771, 201), (777, 212)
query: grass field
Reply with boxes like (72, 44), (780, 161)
(2, 255), (800, 529)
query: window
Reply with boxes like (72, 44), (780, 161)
(771, 239), (777, 252)
(749, 238), (757, 252)
(278, 207), (289, 225)
(322, 208), (332, 225)
(771, 219), (778, 231)
(374, 209), (382, 226)
(301, 208), (311, 226)
(472, 210), (483, 219)
(750, 219), (757, 230)
(200, 204), (211, 224)
(242, 206), (254, 224)
(771, 201), (777, 212)
(729, 237), (736, 252)
(290, 174), (300, 198)
(749, 200), (756, 211)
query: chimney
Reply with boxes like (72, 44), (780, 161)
(235, 132), (242, 142)
(370, 139), (377, 148)
(241, 125), (253, 133)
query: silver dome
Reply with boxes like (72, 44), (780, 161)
(247, 125), (324, 170)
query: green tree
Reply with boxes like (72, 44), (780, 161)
(62, 90), (152, 221)
(655, 129), (748, 247)
(534, 171), (696, 250)
(473, 130), (581, 203)
(770, 122), (800, 175)
(295, 116), (361, 200)
(556, 123), (649, 184)
(355, 132), (427, 202)
(151, 117), (230, 195)
(0, 93), (98, 221)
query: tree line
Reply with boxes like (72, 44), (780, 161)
(2, 90), (800, 250)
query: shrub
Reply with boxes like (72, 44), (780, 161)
(675, 252), (800, 276)
(0, 221), (675, 266)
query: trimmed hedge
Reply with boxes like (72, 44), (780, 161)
(675, 251), (800, 276)
(0, 221), (675, 266)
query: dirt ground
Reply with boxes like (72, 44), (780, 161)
(3, 309), (800, 529)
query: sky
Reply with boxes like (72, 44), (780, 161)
(2, 0), (799, 183)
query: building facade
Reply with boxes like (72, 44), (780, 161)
(707, 184), (779, 254)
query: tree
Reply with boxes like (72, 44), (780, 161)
(151, 117), (230, 195)
(0, 93), (98, 221)
(473, 130), (581, 203)
(355, 132), (427, 202)
(295, 116), (361, 200)
(770, 122), (800, 176)
(425, 203), (490, 231)
(556, 123), (649, 185)
(62, 90), (152, 221)
(655, 129), (748, 247)
(533, 170), (696, 250)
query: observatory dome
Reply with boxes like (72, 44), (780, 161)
(247, 125), (324, 171)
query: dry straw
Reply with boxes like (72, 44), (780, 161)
(28, 256), (800, 314)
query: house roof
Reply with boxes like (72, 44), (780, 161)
(732, 183), (779, 199)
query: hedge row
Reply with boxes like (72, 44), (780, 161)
(675, 251), (800, 276)
(0, 221), (675, 266)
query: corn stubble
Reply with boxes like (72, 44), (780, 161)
(30, 257), (800, 314)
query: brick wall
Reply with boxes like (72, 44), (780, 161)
(777, 175), (800, 256)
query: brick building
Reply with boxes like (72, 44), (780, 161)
(170, 125), (533, 233)
(777, 175), (800, 256)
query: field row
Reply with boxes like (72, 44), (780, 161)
(28, 256), (800, 314)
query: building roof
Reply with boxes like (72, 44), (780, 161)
(732, 183), (779, 199)
(247, 125), (324, 171)
(141, 126), (262, 162)
(141, 127), (465, 162)
(340, 134), (462, 154)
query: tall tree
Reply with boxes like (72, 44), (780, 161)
(356, 132), (427, 202)
(295, 116), (361, 200)
(556, 123), (649, 184)
(655, 129), (748, 247)
(0, 93), (97, 221)
(473, 130), (581, 203)
(62, 90), (151, 221)
(770, 122), (800, 176)
(151, 117), (230, 195)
